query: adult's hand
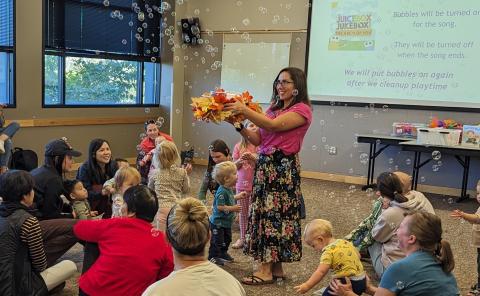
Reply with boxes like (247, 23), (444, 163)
(329, 277), (354, 296)
(224, 100), (247, 115)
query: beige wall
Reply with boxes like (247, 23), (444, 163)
(9, 0), (173, 163)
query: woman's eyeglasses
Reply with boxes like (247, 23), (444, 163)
(275, 80), (294, 87)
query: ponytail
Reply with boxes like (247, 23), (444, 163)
(435, 239), (455, 273)
(406, 211), (455, 273)
(377, 172), (408, 203)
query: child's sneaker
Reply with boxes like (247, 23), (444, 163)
(209, 257), (224, 266)
(220, 253), (234, 262)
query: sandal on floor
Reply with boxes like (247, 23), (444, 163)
(241, 275), (274, 286)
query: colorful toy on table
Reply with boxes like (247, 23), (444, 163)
(191, 88), (262, 124)
(429, 117), (462, 129)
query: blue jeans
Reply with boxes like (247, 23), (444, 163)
(0, 121), (20, 167)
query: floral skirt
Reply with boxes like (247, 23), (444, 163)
(244, 150), (303, 263)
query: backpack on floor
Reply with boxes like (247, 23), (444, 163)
(9, 147), (38, 171)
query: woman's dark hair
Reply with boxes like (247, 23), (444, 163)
(207, 139), (230, 173)
(44, 154), (67, 177)
(166, 197), (210, 256)
(405, 211), (455, 273)
(0, 170), (34, 203)
(85, 138), (117, 184)
(123, 185), (158, 222)
(270, 67), (311, 111)
(376, 172), (408, 203)
(144, 119), (157, 131)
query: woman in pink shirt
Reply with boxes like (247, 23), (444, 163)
(225, 67), (312, 285)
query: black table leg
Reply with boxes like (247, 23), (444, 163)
(456, 155), (471, 203)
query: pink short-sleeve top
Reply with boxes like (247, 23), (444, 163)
(258, 102), (312, 155)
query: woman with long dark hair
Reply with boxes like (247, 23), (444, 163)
(77, 138), (117, 218)
(224, 67), (312, 285)
(31, 138), (82, 219)
(197, 139), (231, 203)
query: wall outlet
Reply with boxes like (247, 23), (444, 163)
(328, 146), (337, 155)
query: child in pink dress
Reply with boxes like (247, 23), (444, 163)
(232, 121), (258, 249)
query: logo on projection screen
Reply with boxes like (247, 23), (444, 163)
(328, 13), (375, 51)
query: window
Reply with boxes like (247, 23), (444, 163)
(0, 0), (14, 105)
(44, 0), (162, 106)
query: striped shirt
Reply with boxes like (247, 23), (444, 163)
(19, 216), (47, 272)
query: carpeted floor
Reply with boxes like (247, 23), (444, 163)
(57, 165), (478, 295)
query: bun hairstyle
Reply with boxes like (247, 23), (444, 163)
(166, 197), (210, 256)
(376, 172), (408, 203)
(404, 211), (455, 273)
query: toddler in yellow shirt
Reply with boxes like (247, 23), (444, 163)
(294, 219), (366, 296)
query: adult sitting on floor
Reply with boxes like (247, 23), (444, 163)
(31, 137), (82, 220)
(0, 170), (77, 295)
(74, 185), (174, 296)
(369, 172), (436, 279)
(143, 197), (245, 296)
(330, 211), (459, 296)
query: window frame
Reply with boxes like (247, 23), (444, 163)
(0, 0), (16, 107)
(41, 0), (162, 108)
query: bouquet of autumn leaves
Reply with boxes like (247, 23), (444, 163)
(191, 88), (262, 123)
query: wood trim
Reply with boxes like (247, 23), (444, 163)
(193, 158), (473, 197)
(5, 117), (151, 128)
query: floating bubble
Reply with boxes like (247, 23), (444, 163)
(396, 281), (405, 290)
(236, 0), (243, 6)
(330, 109), (335, 114)
(151, 228), (160, 237)
(388, 158), (394, 164)
(376, 139), (381, 145)
(360, 153), (369, 164)
(295, 37), (302, 43)
(405, 158), (412, 165)
(176, 0), (184, 5)
(420, 176), (426, 183)
(194, 9), (200, 15)
(321, 137), (327, 143)
(121, 39), (127, 45)
(144, 108), (150, 113)
(348, 168), (354, 174)
(138, 12), (145, 22)
(353, 141), (359, 148)
(382, 105), (389, 111)
(150, 57), (156, 62)
(103, 0), (110, 6)
(175, 109), (181, 114)
(431, 150), (441, 161)
(142, 22), (148, 28)
(184, 141), (190, 147)
(148, 12), (154, 19)
(283, 16), (290, 23)
(319, 119), (325, 126)
(292, 89), (299, 96)
(312, 145), (318, 151)
(432, 164), (440, 172)
(136, 144), (142, 152)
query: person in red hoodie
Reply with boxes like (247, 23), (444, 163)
(137, 119), (174, 184)
(74, 185), (174, 296)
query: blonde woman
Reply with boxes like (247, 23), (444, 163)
(142, 197), (245, 296)
(148, 141), (192, 230)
